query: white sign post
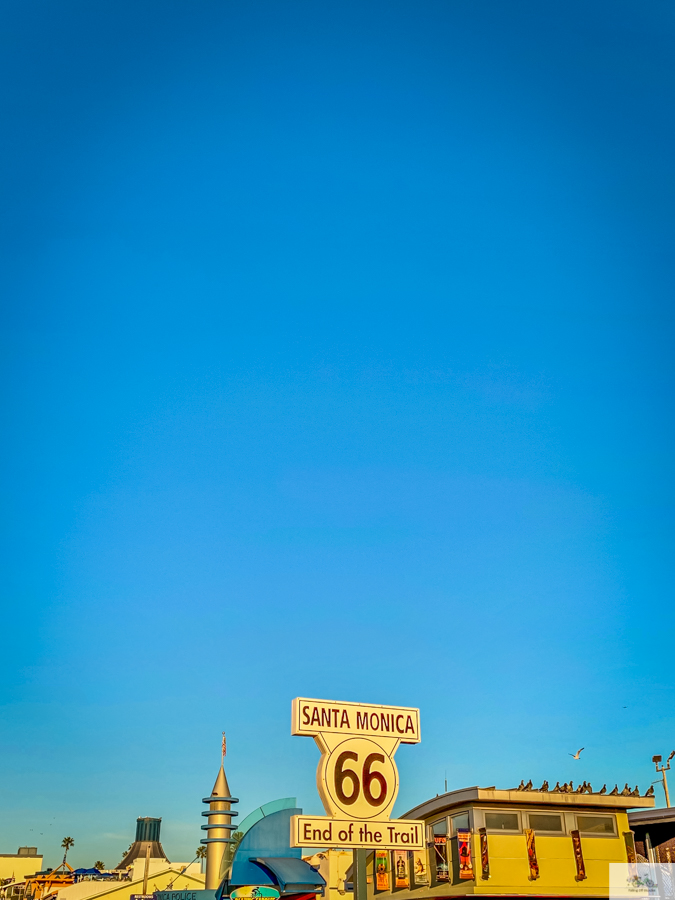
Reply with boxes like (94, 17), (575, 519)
(290, 698), (424, 851)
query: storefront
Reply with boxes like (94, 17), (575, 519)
(353, 783), (654, 899)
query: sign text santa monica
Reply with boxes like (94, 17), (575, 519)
(292, 698), (420, 742)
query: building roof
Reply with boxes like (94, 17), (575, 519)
(211, 765), (231, 800)
(115, 841), (168, 870)
(628, 806), (675, 825)
(54, 863), (204, 900)
(402, 785), (656, 820)
(248, 857), (326, 894)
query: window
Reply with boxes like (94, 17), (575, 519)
(431, 819), (449, 882)
(576, 815), (615, 835)
(528, 813), (563, 833)
(484, 811), (520, 832)
(451, 812), (470, 835)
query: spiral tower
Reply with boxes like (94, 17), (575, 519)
(201, 763), (239, 889)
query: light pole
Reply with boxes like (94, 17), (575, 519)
(652, 752), (675, 807)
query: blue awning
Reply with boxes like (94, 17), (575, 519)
(248, 857), (325, 894)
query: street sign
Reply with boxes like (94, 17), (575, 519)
(153, 893), (214, 900)
(292, 699), (420, 743)
(292, 815), (424, 850)
(290, 697), (424, 850)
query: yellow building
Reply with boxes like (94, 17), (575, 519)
(0, 849), (43, 885)
(360, 783), (655, 899)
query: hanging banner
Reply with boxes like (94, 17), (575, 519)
(413, 850), (429, 886)
(525, 829), (539, 880)
(433, 836), (449, 882)
(393, 851), (409, 889)
(457, 828), (474, 881)
(623, 831), (636, 863)
(623, 832), (637, 878)
(571, 830), (586, 881)
(479, 827), (489, 880)
(375, 850), (390, 891)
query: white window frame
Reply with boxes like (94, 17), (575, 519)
(449, 810), (472, 836)
(525, 811), (566, 834)
(574, 813), (617, 837)
(479, 809), (522, 833)
(429, 817), (449, 841)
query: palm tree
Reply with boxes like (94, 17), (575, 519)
(61, 837), (74, 865)
(195, 847), (206, 874)
(94, 862), (105, 871)
(220, 831), (243, 878)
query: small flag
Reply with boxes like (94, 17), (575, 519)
(222, 732), (227, 759)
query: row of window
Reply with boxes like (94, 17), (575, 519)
(430, 809), (616, 838)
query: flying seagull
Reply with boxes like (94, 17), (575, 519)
(569, 748), (584, 760)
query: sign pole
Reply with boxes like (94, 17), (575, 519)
(142, 844), (151, 896)
(353, 849), (367, 900)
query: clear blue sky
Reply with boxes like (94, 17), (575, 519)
(1, 0), (673, 870)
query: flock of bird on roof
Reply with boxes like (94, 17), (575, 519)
(513, 779), (654, 797)
(510, 747), (656, 797)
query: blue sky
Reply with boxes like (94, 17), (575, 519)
(1, 0), (673, 869)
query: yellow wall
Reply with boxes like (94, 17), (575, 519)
(0, 858), (44, 884)
(473, 825), (629, 896)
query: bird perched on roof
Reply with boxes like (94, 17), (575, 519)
(621, 784), (632, 796)
(569, 748), (584, 760)
(517, 780), (526, 791)
(575, 782), (586, 793)
(609, 785), (619, 796)
(525, 779), (533, 790)
(539, 781), (549, 792)
(585, 783), (593, 793)
(631, 786), (640, 797)
(552, 782), (562, 792)
(645, 786), (654, 797)
(598, 784), (607, 794)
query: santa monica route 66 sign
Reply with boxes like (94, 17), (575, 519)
(290, 697), (425, 850)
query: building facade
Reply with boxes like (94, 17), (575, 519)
(0, 849), (43, 886)
(357, 784), (654, 899)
